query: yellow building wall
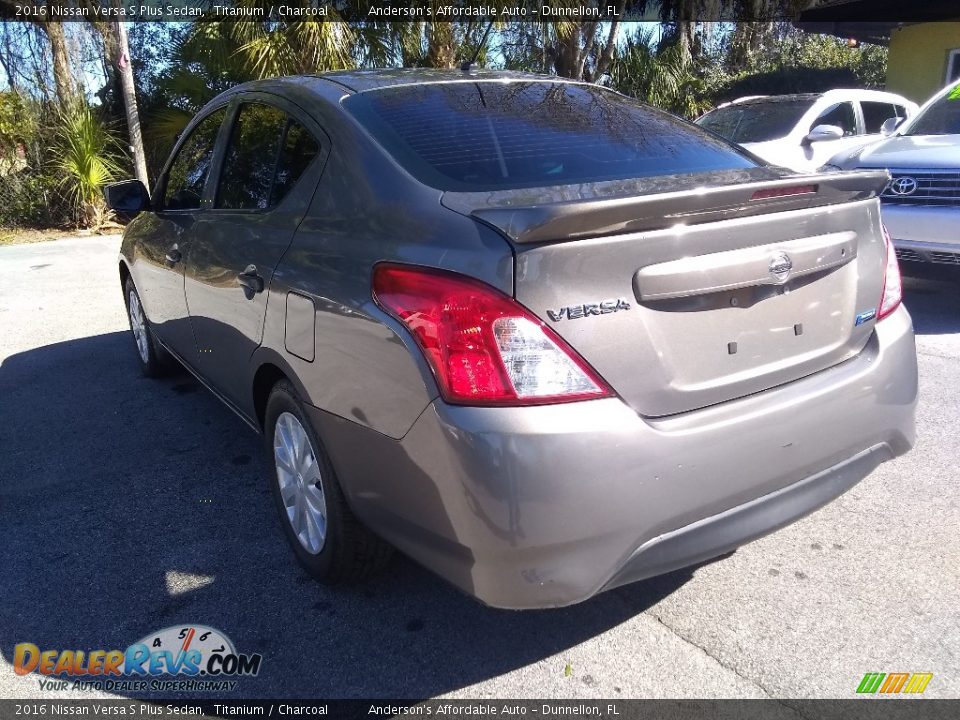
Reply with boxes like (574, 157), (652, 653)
(886, 22), (960, 104)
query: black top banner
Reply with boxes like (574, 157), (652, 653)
(0, 0), (958, 23)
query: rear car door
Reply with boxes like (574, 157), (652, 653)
(134, 106), (228, 359)
(183, 94), (324, 409)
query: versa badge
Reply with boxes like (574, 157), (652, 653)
(547, 298), (632, 322)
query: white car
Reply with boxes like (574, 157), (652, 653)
(696, 89), (919, 173)
(825, 79), (960, 272)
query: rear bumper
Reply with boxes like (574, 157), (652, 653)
(311, 306), (917, 609)
(602, 443), (890, 592)
(881, 203), (960, 263)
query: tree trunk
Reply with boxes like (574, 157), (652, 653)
(43, 10), (74, 106)
(95, 17), (123, 119)
(552, 26), (584, 79)
(114, 20), (149, 189)
(425, 23), (457, 69)
(594, 1), (626, 82)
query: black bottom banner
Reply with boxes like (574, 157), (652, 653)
(2, 699), (958, 720)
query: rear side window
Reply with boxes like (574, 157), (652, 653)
(164, 107), (226, 210)
(696, 100), (814, 143)
(345, 82), (755, 192)
(217, 103), (321, 210)
(861, 101), (900, 133)
(271, 121), (320, 207)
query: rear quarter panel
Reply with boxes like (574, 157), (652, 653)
(256, 90), (515, 439)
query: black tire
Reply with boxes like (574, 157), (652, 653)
(265, 380), (393, 583)
(123, 278), (172, 378)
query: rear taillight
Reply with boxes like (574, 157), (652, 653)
(877, 225), (902, 321)
(372, 264), (613, 406)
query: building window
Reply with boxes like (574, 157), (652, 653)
(948, 49), (960, 84)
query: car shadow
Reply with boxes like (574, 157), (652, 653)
(902, 275), (960, 335)
(0, 331), (694, 699)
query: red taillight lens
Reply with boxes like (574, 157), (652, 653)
(372, 264), (613, 406)
(878, 225), (903, 321)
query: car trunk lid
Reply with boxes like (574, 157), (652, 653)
(443, 169), (891, 417)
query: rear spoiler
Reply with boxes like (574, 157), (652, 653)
(446, 170), (890, 245)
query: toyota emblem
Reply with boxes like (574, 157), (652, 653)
(888, 177), (918, 196)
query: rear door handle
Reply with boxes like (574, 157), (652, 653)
(237, 265), (265, 294)
(165, 245), (181, 264)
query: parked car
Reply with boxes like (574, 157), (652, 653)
(824, 79), (960, 275)
(107, 70), (917, 609)
(696, 89), (918, 173)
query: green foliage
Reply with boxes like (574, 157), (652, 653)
(135, 24), (251, 170)
(49, 103), (126, 229)
(610, 27), (713, 119)
(774, 33), (887, 88)
(0, 15), (898, 231)
(715, 66), (861, 102)
(0, 93), (58, 229)
(0, 92), (38, 154)
(610, 23), (889, 117)
(712, 24), (888, 104)
(0, 171), (57, 229)
(230, 14), (356, 77)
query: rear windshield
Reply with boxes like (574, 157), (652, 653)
(343, 81), (755, 192)
(696, 100), (814, 143)
(904, 84), (960, 136)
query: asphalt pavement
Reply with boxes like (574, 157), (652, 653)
(0, 235), (958, 701)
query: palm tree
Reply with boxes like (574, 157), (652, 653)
(228, 14), (356, 78)
(610, 26), (712, 119)
(49, 103), (125, 229)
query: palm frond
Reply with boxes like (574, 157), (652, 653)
(48, 103), (125, 228)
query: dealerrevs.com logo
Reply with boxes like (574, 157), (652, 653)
(14, 625), (262, 693)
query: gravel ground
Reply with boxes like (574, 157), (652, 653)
(1, 235), (957, 701)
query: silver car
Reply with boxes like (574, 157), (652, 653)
(826, 79), (960, 271)
(106, 70), (917, 609)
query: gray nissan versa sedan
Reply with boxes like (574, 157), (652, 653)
(106, 70), (918, 609)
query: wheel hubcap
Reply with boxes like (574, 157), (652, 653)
(128, 290), (149, 364)
(273, 412), (327, 554)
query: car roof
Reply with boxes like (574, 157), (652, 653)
(719, 89), (914, 109)
(196, 69), (585, 125)
(820, 88), (915, 104)
(309, 68), (570, 94)
(208, 69), (591, 114)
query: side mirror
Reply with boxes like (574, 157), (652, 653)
(804, 124), (845, 144)
(880, 116), (904, 136)
(104, 180), (150, 214)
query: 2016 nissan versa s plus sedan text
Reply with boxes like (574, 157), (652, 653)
(107, 70), (918, 609)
